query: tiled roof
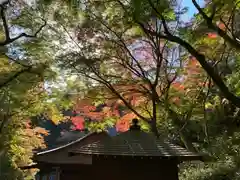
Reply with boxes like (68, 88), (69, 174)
(70, 126), (202, 161)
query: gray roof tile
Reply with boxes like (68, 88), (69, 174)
(70, 130), (202, 160)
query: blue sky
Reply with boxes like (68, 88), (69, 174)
(181, 0), (204, 22)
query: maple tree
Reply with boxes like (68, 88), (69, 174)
(50, 1), (213, 144)
(68, 89), (139, 132)
(22, 0), (214, 151)
(68, 55), (207, 133)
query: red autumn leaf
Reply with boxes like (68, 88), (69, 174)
(71, 116), (84, 130)
(207, 32), (217, 38)
(218, 22), (226, 30)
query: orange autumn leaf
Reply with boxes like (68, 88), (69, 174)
(85, 112), (104, 120)
(116, 112), (137, 132)
(81, 105), (96, 113)
(34, 127), (49, 136)
(25, 129), (35, 137)
(188, 57), (200, 67)
(172, 82), (185, 91)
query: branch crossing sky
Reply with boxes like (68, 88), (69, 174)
(181, 0), (204, 22)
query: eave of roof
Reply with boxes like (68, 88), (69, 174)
(36, 132), (95, 155)
(19, 163), (38, 170)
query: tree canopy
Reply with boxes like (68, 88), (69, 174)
(2, 0), (240, 179)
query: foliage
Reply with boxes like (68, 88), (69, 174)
(47, 0), (240, 178)
(2, 0), (240, 179)
(0, 1), (73, 179)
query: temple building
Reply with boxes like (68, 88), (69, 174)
(23, 119), (204, 180)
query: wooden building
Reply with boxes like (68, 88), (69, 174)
(25, 119), (204, 180)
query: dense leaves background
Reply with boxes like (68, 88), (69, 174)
(2, 0), (240, 179)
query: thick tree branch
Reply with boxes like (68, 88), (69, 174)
(0, 67), (31, 89)
(6, 55), (32, 68)
(92, 13), (151, 83)
(88, 65), (151, 123)
(192, 0), (240, 50)
(0, 1), (47, 46)
(0, 1), (9, 40)
(154, 41), (168, 87)
(0, 113), (9, 133)
(0, 63), (45, 89)
(63, 55), (151, 123)
(137, 19), (240, 108)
